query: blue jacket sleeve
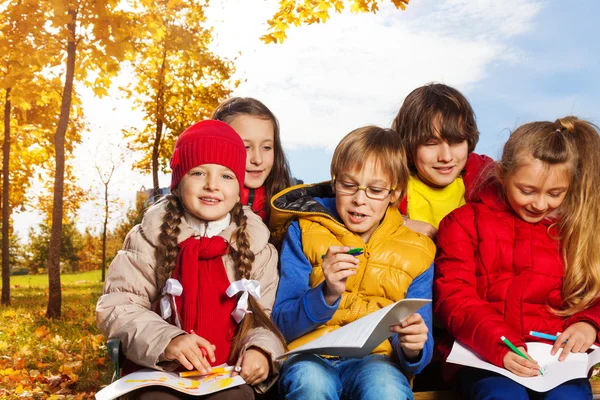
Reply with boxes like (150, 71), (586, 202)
(271, 221), (340, 342)
(392, 263), (434, 374)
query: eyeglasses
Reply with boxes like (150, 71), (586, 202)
(333, 179), (395, 200)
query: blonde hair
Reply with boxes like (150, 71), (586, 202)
(330, 126), (410, 203)
(156, 196), (287, 360)
(497, 116), (600, 315)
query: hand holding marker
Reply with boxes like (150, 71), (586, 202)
(321, 247), (363, 260)
(501, 336), (543, 376)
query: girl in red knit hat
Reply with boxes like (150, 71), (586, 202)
(435, 117), (600, 399)
(212, 97), (293, 224)
(97, 120), (286, 399)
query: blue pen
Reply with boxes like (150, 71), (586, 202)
(530, 331), (600, 349)
(529, 331), (558, 341)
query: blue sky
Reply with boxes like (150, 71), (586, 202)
(282, 0), (600, 183)
(13, 0), (600, 236)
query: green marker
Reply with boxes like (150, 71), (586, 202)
(501, 336), (543, 376)
(321, 247), (363, 260)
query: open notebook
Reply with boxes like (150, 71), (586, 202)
(95, 369), (245, 400)
(278, 298), (431, 359)
(447, 341), (600, 392)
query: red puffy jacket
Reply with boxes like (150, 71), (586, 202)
(241, 186), (267, 223)
(399, 152), (494, 215)
(434, 181), (600, 371)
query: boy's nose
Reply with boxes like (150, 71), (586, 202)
(352, 189), (368, 205)
(437, 143), (453, 162)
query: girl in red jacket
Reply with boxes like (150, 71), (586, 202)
(392, 83), (494, 241)
(435, 116), (600, 399)
(212, 97), (293, 223)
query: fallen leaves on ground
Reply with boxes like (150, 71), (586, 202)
(1, 274), (112, 399)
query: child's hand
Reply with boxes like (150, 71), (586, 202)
(551, 321), (598, 361)
(502, 347), (540, 377)
(404, 218), (438, 241)
(321, 246), (359, 305)
(233, 347), (270, 386)
(164, 333), (216, 374)
(390, 313), (428, 360)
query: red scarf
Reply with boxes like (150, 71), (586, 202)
(171, 236), (237, 365)
(241, 186), (267, 223)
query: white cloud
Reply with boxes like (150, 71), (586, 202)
(206, 0), (542, 149)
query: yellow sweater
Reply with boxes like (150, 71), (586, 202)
(406, 175), (465, 228)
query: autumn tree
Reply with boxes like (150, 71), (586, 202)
(0, 0), (64, 305)
(93, 140), (126, 282)
(262, 0), (410, 43)
(24, 219), (84, 275)
(44, 0), (134, 318)
(124, 0), (236, 201)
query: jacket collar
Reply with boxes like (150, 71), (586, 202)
(141, 198), (270, 254)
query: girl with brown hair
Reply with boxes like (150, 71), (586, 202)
(96, 120), (286, 399)
(212, 97), (293, 223)
(435, 116), (600, 399)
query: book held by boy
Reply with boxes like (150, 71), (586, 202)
(94, 368), (245, 400)
(278, 298), (431, 359)
(447, 340), (600, 392)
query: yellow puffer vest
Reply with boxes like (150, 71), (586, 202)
(270, 182), (436, 357)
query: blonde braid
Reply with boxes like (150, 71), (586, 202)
(155, 195), (183, 290)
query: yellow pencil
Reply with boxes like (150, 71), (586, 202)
(179, 366), (234, 378)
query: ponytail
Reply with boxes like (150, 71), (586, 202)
(553, 117), (600, 316)
(228, 202), (287, 361)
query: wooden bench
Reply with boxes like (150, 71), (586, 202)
(413, 380), (600, 399)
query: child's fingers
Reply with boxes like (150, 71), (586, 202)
(232, 355), (243, 377)
(185, 347), (211, 373)
(175, 353), (194, 371)
(396, 332), (428, 344)
(559, 337), (577, 361)
(193, 336), (216, 363)
(324, 246), (352, 259)
(400, 313), (424, 327)
(327, 257), (359, 270)
(391, 323), (428, 336)
(507, 354), (539, 377)
(551, 332), (569, 355)
(329, 268), (357, 283)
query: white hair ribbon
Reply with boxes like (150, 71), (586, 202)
(226, 279), (261, 323)
(160, 278), (183, 328)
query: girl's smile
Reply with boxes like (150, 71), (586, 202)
(176, 164), (240, 221)
(229, 115), (275, 189)
(501, 157), (570, 224)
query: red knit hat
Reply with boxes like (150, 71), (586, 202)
(170, 120), (246, 193)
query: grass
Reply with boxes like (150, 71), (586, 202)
(10, 270), (103, 287)
(1, 270), (112, 399)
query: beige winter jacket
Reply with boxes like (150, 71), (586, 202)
(96, 198), (284, 393)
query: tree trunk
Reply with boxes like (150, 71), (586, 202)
(46, 9), (77, 318)
(101, 182), (108, 282)
(152, 49), (167, 203)
(1, 87), (11, 305)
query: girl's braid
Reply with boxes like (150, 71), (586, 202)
(230, 202), (255, 280)
(155, 195), (183, 290)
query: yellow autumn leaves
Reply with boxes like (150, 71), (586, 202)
(262, 0), (410, 43)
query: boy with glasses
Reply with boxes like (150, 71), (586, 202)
(270, 126), (435, 399)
